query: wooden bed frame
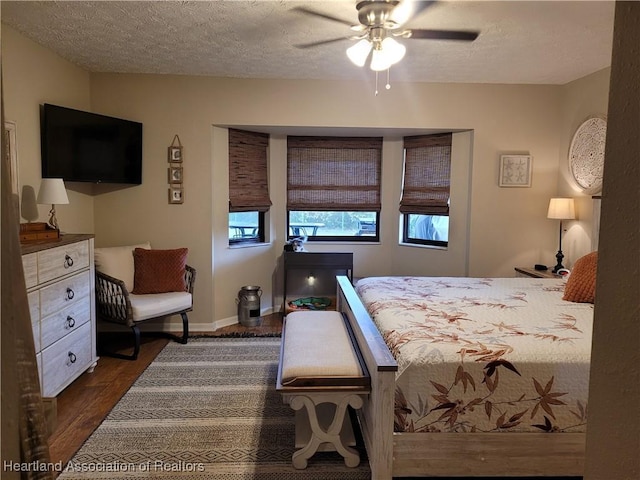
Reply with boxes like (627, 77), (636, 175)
(335, 276), (586, 479)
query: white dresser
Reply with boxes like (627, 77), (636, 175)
(21, 234), (98, 397)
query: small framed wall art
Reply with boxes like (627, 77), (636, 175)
(168, 165), (183, 184)
(168, 186), (184, 204)
(168, 134), (183, 163)
(499, 154), (533, 187)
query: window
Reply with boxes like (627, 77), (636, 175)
(403, 214), (449, 246)
(228, 129), (270, 245)
(288, 210), (379, 239)
(400, 133), (452, 247)
(287, 136), (382, 242)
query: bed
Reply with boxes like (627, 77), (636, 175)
(335, 270), (595, 479)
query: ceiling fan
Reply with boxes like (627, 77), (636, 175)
(293, 0), (479, 72)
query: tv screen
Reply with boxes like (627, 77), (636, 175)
(41, 104), (143, 184)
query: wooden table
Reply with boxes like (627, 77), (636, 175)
(514, 266), (560, 279)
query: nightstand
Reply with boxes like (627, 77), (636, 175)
(283, 252), (353, 314)
(514, 267), (560, 279)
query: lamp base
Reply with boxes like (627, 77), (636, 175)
(552, 250), (565, 273)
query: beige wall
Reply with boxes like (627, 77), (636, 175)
(86, 73), (569, 327)
(3, 25), (610, 330)
(2, 26), (94, 233)
(559, 68), (611, 259)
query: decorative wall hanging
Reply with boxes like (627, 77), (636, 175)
(569, 116), (607, 195)
(499, 154), (533, 187)
(168, 165), (183, 184)
(168, 135), (184, 203)
(168, 134), (183, 163)
(168, 186), (184, 204)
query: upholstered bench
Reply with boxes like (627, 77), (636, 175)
(276, 310), (370, 469)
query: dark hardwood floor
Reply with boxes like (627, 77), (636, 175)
(48, 313), (283, 474)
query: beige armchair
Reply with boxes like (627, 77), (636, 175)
(94, 243), (195, 360)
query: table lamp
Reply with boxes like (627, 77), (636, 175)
(37, 178), (69, 230)
(547, 197), (576, 273)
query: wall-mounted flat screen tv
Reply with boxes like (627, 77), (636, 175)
(41, 103), (143, 184)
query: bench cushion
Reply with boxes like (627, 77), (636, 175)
(281, 311), (365, 387)
(130, 292), (192, 322)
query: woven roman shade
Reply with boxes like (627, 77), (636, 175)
(400, 133), (452, 215)
(229, 128), (271, 212)
(287, 136), (382, 212)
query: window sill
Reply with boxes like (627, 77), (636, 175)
(306, 240), (381, 246)
(228, 242), (271, 250)
(399, 242), (448, 251)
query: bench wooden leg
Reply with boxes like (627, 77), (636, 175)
(289, 393), (364, 469)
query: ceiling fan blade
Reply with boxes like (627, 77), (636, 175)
(390, 0), (437, 26)
(408, 29), (479, 41)
(294, 37), (351, 49)
(291, 6), (355, 27)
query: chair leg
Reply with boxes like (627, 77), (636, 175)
(179, 312), (189, 344)
(131, 325), (141, 359)
(97, 324), (141, 361)
(144, 313), (189, 346)
(99, 313), (188, 361)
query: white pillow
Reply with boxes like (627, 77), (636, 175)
(94, 242), (151, 292)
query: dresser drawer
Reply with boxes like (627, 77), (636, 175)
(38, 240), (89, 284)
(39, 270), (90, 319)
(23, 253), (38, 288)
(28, 291), (41, 352)
(41, 297), (91, 350)
(41, 322), (92, 397)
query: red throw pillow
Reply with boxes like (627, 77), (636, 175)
(132, 248), (188, 294)
(563, 251), (598, 303)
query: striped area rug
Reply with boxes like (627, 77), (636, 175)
(58, 337), (371, 479)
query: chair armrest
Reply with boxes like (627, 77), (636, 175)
(95, 270), (134, 326)
(185, 265), (196, 295)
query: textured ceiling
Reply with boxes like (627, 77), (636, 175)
(1, 0), (615, 85)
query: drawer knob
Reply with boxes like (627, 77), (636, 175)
(68, 352), (77, 364)
(64, 254), (74, 268)
(66, 316), (76, 329)
(66, 288), (75, 300)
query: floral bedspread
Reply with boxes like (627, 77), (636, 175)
(355, 276), (593, 434)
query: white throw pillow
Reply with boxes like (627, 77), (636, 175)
(94, 242), (151, 292)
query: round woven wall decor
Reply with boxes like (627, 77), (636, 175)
(569, 116), (607, 194)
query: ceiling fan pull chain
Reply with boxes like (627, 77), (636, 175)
(375, 71), (379, 96)
(386, 68), (392, 90)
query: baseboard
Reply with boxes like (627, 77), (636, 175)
(98, 307), (275, 334)
(212, 306), (275, 330)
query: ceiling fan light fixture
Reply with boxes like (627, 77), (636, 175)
(370, 37), (406, 71)
(388, 0), (414, 27)
(346, 38), (373, 67)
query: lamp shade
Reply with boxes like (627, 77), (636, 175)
(37, 178), (69, 205)
(346, 39), (372, 67)
(547, 197), (575, 220)
(370, 37), (406, 71)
